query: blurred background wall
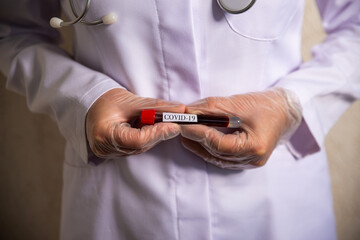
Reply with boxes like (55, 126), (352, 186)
(0, 0), (359, 239)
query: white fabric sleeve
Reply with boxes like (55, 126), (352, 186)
(275, 0), (360, 158)
(0, 0), (123, 163)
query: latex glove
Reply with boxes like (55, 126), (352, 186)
(180, 88), (302, 170)
(86, 88), (185, 158)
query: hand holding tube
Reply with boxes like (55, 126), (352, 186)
(86, 88), (185, 158)
(180, 88), (302, 170)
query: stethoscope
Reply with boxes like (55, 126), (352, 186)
(50, 0), (256, 28)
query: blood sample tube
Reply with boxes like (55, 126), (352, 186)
(140, 109), (242, 128)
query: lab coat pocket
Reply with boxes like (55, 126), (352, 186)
(222, 0), (300, 41)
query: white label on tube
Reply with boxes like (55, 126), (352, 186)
(162, 112), (198, 122)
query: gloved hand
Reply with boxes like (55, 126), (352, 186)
(180, 88), (302, 170)
(86, 88), (185, 158)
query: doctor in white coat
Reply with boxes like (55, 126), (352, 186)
(0, 0), (359, 239)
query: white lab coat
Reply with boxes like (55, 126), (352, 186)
(0, 0), (359, 239)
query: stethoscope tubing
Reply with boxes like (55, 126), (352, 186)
(69, 0), (103, 25)
(61, 0), (91, 27)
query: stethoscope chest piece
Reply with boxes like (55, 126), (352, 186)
(217, 0), (256, 14)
